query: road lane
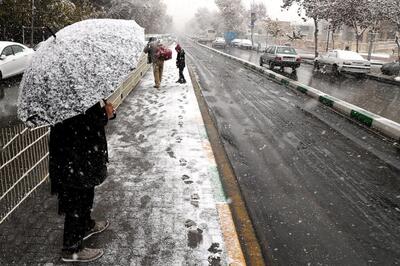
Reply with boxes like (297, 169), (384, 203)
(213, 45), (400, 124)
(184, 39), (400, 265)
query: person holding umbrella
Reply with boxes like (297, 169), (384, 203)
(18, 19), (145, 262)
(49, 100), (114, 262)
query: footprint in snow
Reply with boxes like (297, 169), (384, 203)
(191, 193), (200, 207)
(178, 121), (184, 127)
(166, 147), (176, 158)
(208, 243), (223, 266)
(185, 219), (203, 249)
(181, 174), (193, 184)
(176, 136), (183, 143)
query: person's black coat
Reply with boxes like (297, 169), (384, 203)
(176, 50), (185, 69)
(49, 102), (109, 194)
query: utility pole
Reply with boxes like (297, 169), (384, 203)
(31, 0), (35, 47)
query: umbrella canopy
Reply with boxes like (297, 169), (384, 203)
(18, 19), (145, 127)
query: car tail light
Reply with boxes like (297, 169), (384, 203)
(275, 56), (282, 61)
(296, 57), (302, 62)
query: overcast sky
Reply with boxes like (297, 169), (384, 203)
(163, 0), (304, 32)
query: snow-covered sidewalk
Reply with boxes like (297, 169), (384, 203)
(96, 51), (239, 265)
(0, 50), (244, 265)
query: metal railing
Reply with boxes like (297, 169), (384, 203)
(0, 53), (150, 224)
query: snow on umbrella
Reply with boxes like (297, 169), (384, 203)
(18, 19), (145, 127)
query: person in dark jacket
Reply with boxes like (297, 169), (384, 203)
(49, 100), (114, 262)
(175, 44), (186, 84)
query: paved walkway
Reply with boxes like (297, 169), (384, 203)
(0, 54), (241, 265)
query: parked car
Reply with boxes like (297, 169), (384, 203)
(314, 50), (371, 75)
(381, 61), (400, 76)
(259, 45), (301, 70)
(0, 41), (34, 80)
(198, 36), (208, 44)
(239, 39), (253, 50)
(212, 37), (227, 49)
(231, 39), (242, 47)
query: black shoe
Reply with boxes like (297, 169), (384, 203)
(83, 220), (110, 240)
(61, 248), (104, 262)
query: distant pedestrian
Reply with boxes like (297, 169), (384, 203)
(144, 38), (164, 89)
(49, 100), (115, 262)
(345, 45), (350, 51)
(175, 44), (186, 84)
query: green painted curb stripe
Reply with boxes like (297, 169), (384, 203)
(350, 110), (373, 127)
(209, 166), (228, 202)
(281, 79), (290, 86)
(297, 86), (308, 93)
(269, 73), (276, 79)
(319, 96), (334, 107)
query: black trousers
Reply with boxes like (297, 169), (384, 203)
(178, 67), (186, 82)
(58, 187), (95, 251)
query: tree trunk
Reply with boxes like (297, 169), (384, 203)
(313, 18), (319, 58)
(326, 27), (330, 52)
(356, 34), (359, 53)
(367, 32), (375, 61)
(331, 30), (335, 49)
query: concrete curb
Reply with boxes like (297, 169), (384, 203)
(194, 41), (400, 143)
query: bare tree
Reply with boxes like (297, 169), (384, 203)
(282, 0), (329, 58)
(385, 0), (400, 60)
(215, 0), (245, 32)
(106, 0), (172, 33)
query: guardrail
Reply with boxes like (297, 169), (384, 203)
(0, 52), (150, 224)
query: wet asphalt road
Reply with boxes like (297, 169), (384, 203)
(184, 39), (400, 265)
(212, 45), (400, 124)
(0, 76), (21, 128)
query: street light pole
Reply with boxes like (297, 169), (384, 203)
(31, 0), (35, 47)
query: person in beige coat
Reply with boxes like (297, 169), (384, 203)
(144, 38), (164, 89)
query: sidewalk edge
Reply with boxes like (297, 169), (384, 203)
(188, 66), (267, 266)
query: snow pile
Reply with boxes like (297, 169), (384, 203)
(395, 76), (400, 82)
(18, 19), (145, 126)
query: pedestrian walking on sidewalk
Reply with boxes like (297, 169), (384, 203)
(175, 44), (186, 84)
(144, 38), (164, 89)
(49, 100), (115, 262)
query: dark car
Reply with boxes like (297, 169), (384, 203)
(260, 45), (301, 70)
(381, 61), (400, 76)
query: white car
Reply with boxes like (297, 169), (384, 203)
(231, 39), (242, 47)
(314, 50), (371, 74)
(239, 39), (253, 50)
(0, 41), (34, 80)
(212, 37), (227, 49)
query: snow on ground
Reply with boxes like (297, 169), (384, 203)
(95, 48), (228, 265)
